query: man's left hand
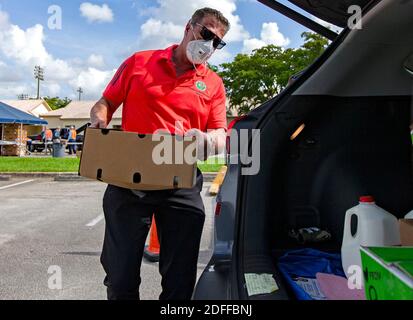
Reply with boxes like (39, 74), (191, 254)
(185, 128), (226, 161)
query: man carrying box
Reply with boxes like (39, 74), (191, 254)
(90, 7), (229, 300)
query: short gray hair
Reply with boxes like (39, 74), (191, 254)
(191, 8), (230, 33)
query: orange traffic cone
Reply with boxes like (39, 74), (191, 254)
(143, 216), (160, 262)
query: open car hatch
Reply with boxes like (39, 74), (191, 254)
(258, 0), (375, 40)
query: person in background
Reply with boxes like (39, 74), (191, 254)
(45, 127), (53, 153)
(40, 126), (46, 142)
(53, 126), (61, 141)
(68, 125), (77, 155)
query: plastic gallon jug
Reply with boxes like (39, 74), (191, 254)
(405, 210), (413, 219)
(341, 196), (401, 279)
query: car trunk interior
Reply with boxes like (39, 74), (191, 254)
(237, 94), (413, 300)
(273, 96), (413, 249)
(234, 0), (413, 300)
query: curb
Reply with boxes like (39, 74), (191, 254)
(209, 166), (228, 195)
(202, 173), (216, 182)
(0, 172), (80, 179)
(0, 172), (217, 182)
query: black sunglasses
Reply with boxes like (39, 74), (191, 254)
(195, 23), (226, 50)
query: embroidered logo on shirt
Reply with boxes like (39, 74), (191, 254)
(196, 81), (207, 92)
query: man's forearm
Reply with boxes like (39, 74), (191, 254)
(185, 128), (226, 161)
(90, 98), (114, 129)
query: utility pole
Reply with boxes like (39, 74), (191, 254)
(77, 87), (84, 101)
(34, 66), (44, 99)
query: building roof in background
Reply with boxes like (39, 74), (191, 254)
(0, 101), (48, 125)
(1, 99), (52, 116)
(43, 101), (122, 120)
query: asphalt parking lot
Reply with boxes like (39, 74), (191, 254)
(0, 177), (215, 300)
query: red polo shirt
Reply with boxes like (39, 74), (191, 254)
(103, 45), (227, 135)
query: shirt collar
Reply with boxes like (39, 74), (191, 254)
(159, 44), (208, 78)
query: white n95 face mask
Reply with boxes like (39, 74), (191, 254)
(186, 39), (214, 65)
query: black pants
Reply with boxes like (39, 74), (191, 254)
(100, 171), (205, 300)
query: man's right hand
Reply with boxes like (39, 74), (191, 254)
(90, 98), (111, 129)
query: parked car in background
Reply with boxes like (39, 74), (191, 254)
(59, 127), (70, 140)
(27, 124), (89, 153)
(71, 122), (90, 152)
(75, 134), (84, 152)
(194, 0), (413, 300)
(27, 133), (45, 152)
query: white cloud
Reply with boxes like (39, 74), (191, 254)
(139, 18), (183, 50)
(44, 83), (62, 97)
(87, 54), (105, 68)
(69, 67), (115, 98)
(209, 47), (233, 66)
(2, 24), (49, 65)
(80, 3), (114, 24)
(242, 38), (266, 54)
(138, 0), (249, 50)
(0, 21), (75, 81)
(45, 59), (76, 81)
(0, 10), (9, 30)
(0, 83), (33, 99)
(0, 9), (114, 100)
(261, 22), (290, 45)
(0, 61), (22, 82)
(242, 22), (290, 53)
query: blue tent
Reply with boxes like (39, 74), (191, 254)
(0, 101), (48, 125)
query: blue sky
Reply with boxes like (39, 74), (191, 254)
(0, 0), (319, 100)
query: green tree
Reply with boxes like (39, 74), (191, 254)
(44, 97), (72, 110)
(207, 63), (219, 73)
(219, 32), (329, 115)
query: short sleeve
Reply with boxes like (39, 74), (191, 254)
(207, 81), (228, 131)
(103, 54), (135, 111)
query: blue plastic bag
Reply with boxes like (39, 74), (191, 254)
(277, 248), (345, 300)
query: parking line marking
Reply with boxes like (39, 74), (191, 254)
(0, 179), (35, 190)
(86, 214), (104, 227)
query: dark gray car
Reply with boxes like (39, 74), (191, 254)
(194, 0), (413, 300)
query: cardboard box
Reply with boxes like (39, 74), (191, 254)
(400, 219), (413, 246)
(360, 247), (413, 300)
(79, 128), (198, 190)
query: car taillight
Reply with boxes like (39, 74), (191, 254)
(225, 135), (231, 155)
(226, 116), (246, 154)
(215, 202), (222, 216)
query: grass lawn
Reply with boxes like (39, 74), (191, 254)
(0, 157), (80, 173)
(197, 157), (226, 173)
(0, 156), (225, 173)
